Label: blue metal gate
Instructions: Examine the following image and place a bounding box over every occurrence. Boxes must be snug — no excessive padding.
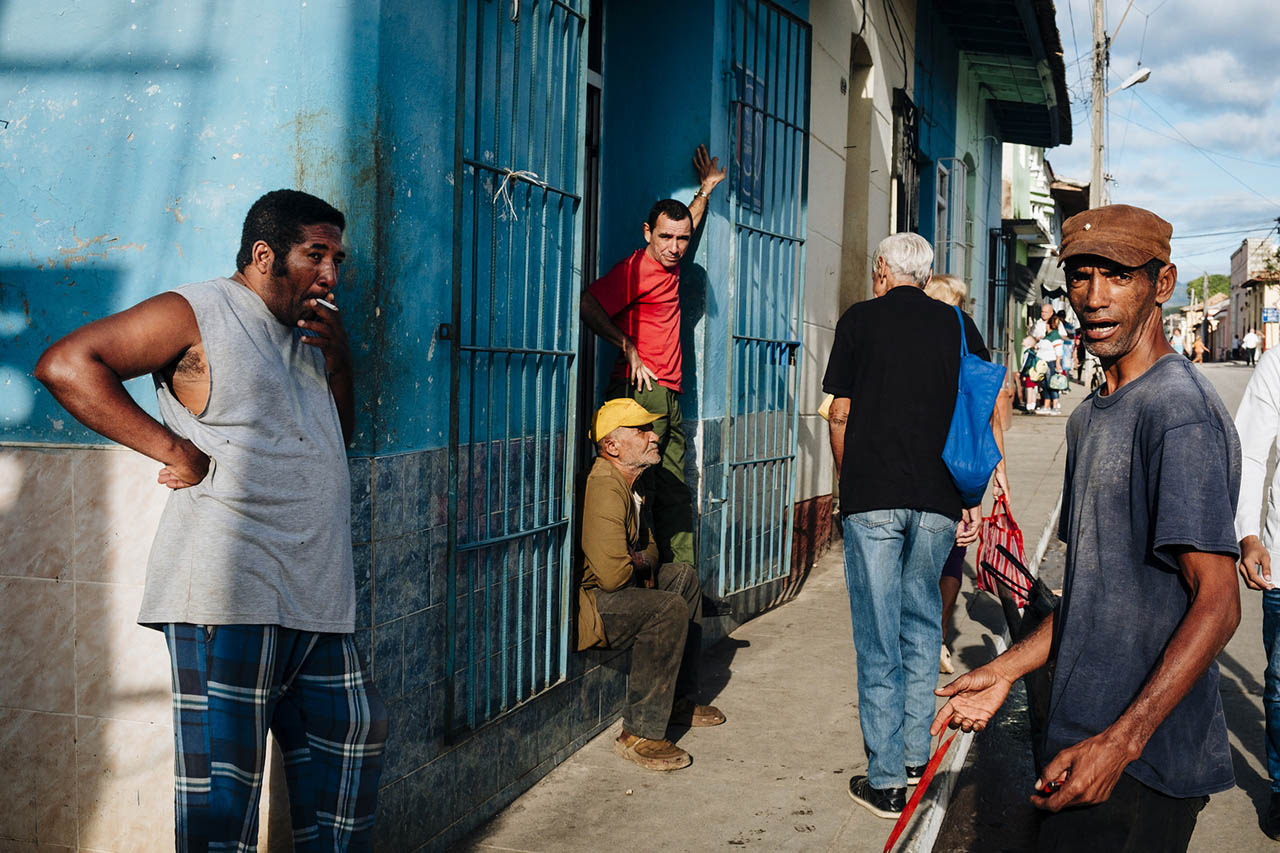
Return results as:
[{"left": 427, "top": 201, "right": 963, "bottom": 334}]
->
[
  {"left": 720, "top": 0, "right": 811, "bottom": 596},
  {"left": 448, "top": 0, "right": 587, "bottom": 730}
]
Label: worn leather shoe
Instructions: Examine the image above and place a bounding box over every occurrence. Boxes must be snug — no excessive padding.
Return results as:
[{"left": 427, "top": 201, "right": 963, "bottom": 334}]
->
[
  {"left": 907, "top": 764, "right": 927, "bottom": 786},
  {"left": 669, "top": 696, "right": 726, "bottom": 727},
  {"left": 613, "top": 731, "right": 691, "bottom": 771},
  {"left": 848, "top": 775, "right": 906, "bottom": 819}
]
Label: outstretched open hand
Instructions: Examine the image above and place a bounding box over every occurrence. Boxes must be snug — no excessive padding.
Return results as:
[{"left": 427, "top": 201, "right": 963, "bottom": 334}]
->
[
  {"left": 693, "top": 144, "right": 725, "bottom": 189},
  {"left": 931, "top": 665, "right": 1013, "bottom": 736}
]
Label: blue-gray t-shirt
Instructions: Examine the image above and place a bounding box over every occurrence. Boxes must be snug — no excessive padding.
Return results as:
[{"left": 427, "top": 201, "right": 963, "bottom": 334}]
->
[{"left": 1049, "top": 353, "right": 1241, "bottom": 798}]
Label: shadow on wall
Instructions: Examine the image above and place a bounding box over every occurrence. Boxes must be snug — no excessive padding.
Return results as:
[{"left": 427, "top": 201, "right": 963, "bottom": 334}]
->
[
  {"left": 0, "top": 0, "right": 223, "bottom": 838},
  {"left": 0, "top": 267, "right": 149, "bottom": 442}
]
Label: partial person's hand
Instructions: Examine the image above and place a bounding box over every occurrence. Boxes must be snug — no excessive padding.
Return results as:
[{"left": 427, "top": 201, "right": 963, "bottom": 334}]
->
[
  {"left": 298, "top": 294, "right": 353, "bottom": 377},
  {"left": 157, "top": 438, "right": 210, "bottom": 490},
  {"left": 693, "top": 144, "right": 726, "bottom": 191},
  {"left": 992, "top": 465, "right": 1010, "bottom": 500},
  {"left": 931, "top": 664, "right": 1014, "bottom": 735},
  {"left": 622, "top": 338, "right": 657, "bottom": 392},
  {"left": 956, "top": 506, "right": 981, "bottom": 547},
  {"left": 1031, "top": 728, "right": 1135, "bottom": 812},
  {"left": 1239, "top": 534, "right": 1273, "bottom": 591}
]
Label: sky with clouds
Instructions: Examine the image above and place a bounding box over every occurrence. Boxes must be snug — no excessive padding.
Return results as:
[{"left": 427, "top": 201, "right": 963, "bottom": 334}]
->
[{"left": 1048, "top": 0, "right": 1280, "bottom": 279}]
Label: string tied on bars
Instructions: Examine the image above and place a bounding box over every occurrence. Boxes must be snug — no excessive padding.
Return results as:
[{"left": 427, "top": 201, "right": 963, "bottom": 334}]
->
[{"left": 492, "top": 168, "right": 547, "bottom": 221}]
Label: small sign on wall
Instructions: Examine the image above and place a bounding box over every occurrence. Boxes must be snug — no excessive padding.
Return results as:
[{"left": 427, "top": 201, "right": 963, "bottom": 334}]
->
[
  {"left": 1264, "top": 307, "right": 1279, "bottom": 324},
  {"left": 734, "top": 64, "right": 766, "bottom": 214}
]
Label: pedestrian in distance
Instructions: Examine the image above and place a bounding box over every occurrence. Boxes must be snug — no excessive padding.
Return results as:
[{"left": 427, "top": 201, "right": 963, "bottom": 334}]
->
[
  {"left": 823, "top": 234, "right": 992, "bottom": 819},
  {"left": 1233, "top": 345, "right": 1280, "bottom": 840},
  {"left": 1023, "top": 303, "right": 1054, "bottom": 413},
  {"left": 1194, "top": 330, "right": 1209, "bottom": 364},
  {"left": 932, "top": 204, "right": 1242, "bottom": 853},
  {"left": 576, "top": 398, "right": 726, "bottom": 772},
  {"left": 1036, "top": 313, "right": 1065, "bottom": 414},
  {"left": 1245, "top": 328, "right": 1261, "bottom": 367},
  {"left": 579, "top": 145, "right": 725, "bottom": 572},
  {"left": 35, "top": 190, "right": 388, "bottom": 849},
  {"left": 924, "top": 273, "right": 1011, "bottom": 675}
]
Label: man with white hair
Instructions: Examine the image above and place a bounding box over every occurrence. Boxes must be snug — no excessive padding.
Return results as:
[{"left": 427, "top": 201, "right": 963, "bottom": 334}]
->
[{"left": 822, "top": 233, "right": 990, "bottom": 818}]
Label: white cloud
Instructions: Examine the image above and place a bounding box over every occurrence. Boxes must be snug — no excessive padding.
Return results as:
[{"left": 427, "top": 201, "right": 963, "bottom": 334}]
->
[
  {"left": 1145, "top": 49, "right": 1279, "bottom": 111},
  {"left": 1174, "top": 108, "right": 1280, "bottom": 159}
]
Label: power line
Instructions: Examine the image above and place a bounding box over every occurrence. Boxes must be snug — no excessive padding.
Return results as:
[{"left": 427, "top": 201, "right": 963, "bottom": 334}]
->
[
  {"left": 1107, "top": 111, "right": 1280, "bottom": 169},
  {"left": 1172, "top": 222, "right": 1277, "bottom": 240},
  {"left": 1065, "top": 0, "right": 1089, "bottom": 99},
  {"left": 1175, "top": 226, "right": 1278, "bottom": 260},
  {"left": 1133, "top": 90, "right": 1280, "bottom": 207}
]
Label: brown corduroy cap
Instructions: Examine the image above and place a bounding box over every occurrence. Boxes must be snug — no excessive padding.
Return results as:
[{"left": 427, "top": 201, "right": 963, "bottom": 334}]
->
[{"left": 1057, "top": 204, "right": 1172, "bottom": 267}]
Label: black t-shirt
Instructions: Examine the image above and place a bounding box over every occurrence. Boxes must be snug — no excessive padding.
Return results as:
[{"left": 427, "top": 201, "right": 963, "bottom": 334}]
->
[{"left": 822, "top": 285, "right": 989, "bottom": 520}]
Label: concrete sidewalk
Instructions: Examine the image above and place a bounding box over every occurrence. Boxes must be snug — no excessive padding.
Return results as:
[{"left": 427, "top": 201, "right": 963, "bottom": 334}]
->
[
  {"left": 464, "top": 368, "right": 1272, "bottom": 851},
  {"left": 462, "top": 381, "right": 1086, "bottom": 852}
]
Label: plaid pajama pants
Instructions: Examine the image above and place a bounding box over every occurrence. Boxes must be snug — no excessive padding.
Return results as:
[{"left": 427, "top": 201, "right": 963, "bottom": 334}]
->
[{"left": 163, "top": 624, "right": 389, "bottom": 852}]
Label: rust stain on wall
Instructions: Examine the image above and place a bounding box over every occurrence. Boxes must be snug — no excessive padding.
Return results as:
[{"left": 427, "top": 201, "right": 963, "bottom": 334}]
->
[{"left": 51, "top": 231, "right": 146, "bottom": 269}]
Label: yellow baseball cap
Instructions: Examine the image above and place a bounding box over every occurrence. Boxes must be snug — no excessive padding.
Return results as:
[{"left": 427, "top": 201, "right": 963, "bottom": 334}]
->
[{"left": 589, "top": 398, "right": 664, "bottom": 442}]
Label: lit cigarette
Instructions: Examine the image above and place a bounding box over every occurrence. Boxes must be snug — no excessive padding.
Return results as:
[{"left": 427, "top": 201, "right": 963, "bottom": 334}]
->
[{"left": 315, "top": 298, "right": 338, "bottom": 312}]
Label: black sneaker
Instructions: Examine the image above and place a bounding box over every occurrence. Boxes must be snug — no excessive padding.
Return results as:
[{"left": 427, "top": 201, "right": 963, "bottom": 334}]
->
[
  {"left": 906, "top": 764, "right": 927, "bottom": 786},
  {"left": 848, "top": 775, "right": 906, "bottom": 819},
  {"left": 1263, "top": 792, "right": 1280, "bottom": 840}
]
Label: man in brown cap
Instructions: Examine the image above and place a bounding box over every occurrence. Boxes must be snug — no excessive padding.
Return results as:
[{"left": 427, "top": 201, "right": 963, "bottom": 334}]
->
[
  {"left": 933, "top": 205, "right": 1242, "bottom": 850},
  {"left": 577, "top": 399, "right": 725, "bottom": 772}
]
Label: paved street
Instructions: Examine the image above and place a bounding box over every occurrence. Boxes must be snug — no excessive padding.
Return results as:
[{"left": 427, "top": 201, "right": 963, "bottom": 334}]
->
[{"left": 464, "top": 360, "right": 1279, "bottom": 853}]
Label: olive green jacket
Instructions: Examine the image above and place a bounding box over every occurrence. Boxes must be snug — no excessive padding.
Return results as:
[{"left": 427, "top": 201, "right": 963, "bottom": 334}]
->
[{"left": 577, "top": 456, "right": 660, "bottom": 651}]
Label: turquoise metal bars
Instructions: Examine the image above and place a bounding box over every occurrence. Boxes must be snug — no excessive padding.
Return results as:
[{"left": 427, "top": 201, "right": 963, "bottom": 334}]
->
[
  {"left": 720, "top": 0, "right": 811, "bottom": 597},
  {"left": 448, "top": 0, "right": 587, "bottom": 731}
]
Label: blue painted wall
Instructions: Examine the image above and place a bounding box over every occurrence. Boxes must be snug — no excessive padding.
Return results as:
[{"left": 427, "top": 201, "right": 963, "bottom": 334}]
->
[
  {"left": 372, "top": 0, "right": 459, "bottom": 454},
  {"left": 1, "top": 0, "right": 383, "bottom": 451},
  {"left": 912, "top": 0, "right": 959, "bottom": 244},
  {"left": 595, "top": 0, "right": 726, "bottom": 423}
]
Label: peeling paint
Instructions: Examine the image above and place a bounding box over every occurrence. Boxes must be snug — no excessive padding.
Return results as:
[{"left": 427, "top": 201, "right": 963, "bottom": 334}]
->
[
  {"left": 164, "top": 198, "right": 187, "bottom": 223},
  {"left": 51, "top": 232, "right": 146, "bottom": 268}
]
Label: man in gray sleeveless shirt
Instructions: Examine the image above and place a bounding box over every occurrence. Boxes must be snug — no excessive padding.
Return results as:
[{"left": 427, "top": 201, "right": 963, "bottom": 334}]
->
[
  {"left": 931, "top": 205, "right": 1241, "bottom": 852},
  {"left": 36, "top": 190, "right": 387, "bottom": 849}
]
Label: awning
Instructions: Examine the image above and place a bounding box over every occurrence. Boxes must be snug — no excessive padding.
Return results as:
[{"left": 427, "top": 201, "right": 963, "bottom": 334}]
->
[{"left": 933, "top": 0, "right": 1072, "bottom": 147}]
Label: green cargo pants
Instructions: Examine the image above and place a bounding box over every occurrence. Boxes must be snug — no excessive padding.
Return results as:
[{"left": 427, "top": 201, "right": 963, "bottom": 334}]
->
[{"left": 605, "top": 379, "right": 695, "bottom": 566}]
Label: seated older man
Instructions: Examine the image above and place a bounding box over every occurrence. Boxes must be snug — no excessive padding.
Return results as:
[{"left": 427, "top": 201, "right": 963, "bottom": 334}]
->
[{"left": 577, "top": 398, "right": 725, "bottom": 771}]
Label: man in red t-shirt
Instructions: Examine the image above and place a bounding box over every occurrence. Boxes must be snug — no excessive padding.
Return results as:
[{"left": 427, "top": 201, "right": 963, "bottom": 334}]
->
[{"left": 580, "top": 145, "right": 725, "bottom": 567}]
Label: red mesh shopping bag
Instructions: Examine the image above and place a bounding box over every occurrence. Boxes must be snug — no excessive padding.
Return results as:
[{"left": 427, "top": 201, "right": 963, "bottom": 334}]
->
[{"left": 976, "top": 495, "right": 1032, "bottom": 608}]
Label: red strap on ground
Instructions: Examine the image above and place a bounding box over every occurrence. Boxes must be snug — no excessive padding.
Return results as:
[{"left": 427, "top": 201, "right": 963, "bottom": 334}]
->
[{"left": 883, "top": 731, "right": 957, "bottom": 853}]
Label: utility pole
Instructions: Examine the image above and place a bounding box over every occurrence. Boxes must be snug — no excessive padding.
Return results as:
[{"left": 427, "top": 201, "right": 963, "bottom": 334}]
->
[
  {"left": 1090, "top": 0, "right": 1106, "bottom": 208},
  {"left": 1202, "top": 272, "right": 1210, "bottom": 350}
]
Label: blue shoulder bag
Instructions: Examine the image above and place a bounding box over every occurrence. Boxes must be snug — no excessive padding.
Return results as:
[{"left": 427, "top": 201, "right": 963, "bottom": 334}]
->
[{"left": 941, "top": 305, "right": 1005, "bottom": 507}]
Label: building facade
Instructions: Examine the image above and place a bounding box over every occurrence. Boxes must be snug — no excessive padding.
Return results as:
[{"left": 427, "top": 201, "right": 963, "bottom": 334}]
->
[
  {"left": 1230, "top": 237, "right": 1279, "bottom": 351},
  {"left": 0, "top": 1, "right": 1068, "bottom": 848}
]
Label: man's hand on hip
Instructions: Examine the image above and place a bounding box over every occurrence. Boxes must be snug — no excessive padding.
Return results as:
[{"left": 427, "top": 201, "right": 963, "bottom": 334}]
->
[
  {"left": 622, "top": 338, "right": 657, "bottom": 392},
  {"left": 157, "top": 438, "right": 210, "bottom": 490},
  {"left": 1239, "top": 534, "right": 1273, "bottom": 590}
]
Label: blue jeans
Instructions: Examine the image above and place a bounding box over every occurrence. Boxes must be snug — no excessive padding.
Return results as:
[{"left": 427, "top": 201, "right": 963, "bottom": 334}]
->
[
  {"left": 1264, "top": 589, "right": 1280, "bottom": 792},
  {"left": 842, "top": 509, "right": 957, "bottom": 789}
]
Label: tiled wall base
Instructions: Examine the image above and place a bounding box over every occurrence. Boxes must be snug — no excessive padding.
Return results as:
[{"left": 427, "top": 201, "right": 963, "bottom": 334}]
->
[
  {"left": 0, "top": 445, "right": 181, "bottom": 849},
  {"left": 2, "top": 437, "right": 824, "bottom": 851}
]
